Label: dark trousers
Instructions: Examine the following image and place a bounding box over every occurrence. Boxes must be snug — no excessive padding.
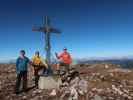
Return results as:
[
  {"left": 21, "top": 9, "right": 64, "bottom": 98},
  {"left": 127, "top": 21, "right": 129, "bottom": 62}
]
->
[
  {"left": 15, "top": 71, "right": 27, "bottom": 93},
  {"left": 34, "top": 66, "right": 40, "bottom": 87},
  {"left": 33, "top": 65, "right": 46, "bottom": 87},
  {"left": 60, "top": 62, "right": 70, "bottom": 72}
]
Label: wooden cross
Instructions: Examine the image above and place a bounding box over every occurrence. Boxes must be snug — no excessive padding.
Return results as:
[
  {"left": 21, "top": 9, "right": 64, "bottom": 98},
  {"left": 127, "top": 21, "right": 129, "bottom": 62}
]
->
[{"left": 32, "top": 16, "right": 61, "bottom": 65}]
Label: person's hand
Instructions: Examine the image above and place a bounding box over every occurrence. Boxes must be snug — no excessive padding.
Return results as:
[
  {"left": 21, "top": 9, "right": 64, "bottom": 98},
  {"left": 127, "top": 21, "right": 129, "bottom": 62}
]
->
[
  {"left": 55, "top": 52, "right": 58, "bottom": 56},
  {"left": 55, "top": 52, "right": 57, "bottom": 55},
  {"left": 29, "top": 61, "right": 33, "bottom": 66}
]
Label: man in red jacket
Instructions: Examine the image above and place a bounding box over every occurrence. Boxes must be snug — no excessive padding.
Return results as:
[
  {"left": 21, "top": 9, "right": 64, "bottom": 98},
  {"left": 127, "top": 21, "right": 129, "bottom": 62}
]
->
[{"left": 55, "top": 48, "right": 72, "bottom": 73}]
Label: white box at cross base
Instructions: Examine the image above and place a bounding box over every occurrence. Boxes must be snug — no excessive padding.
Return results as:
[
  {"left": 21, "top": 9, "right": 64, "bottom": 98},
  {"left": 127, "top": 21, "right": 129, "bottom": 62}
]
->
[{"left": 38, "top": 76, "right": 62, "bottom": 89}]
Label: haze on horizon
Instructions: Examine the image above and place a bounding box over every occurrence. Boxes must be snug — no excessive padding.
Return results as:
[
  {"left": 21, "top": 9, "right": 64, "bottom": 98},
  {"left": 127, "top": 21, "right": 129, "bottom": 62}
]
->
[{"left": 0, "top": 0, "right": 133, "bottom": 61}]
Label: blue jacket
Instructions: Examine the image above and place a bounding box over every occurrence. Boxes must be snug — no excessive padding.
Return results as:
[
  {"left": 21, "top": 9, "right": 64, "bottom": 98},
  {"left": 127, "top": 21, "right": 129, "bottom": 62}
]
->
[{"left": 16, "top": 57, "right": 30, "bottom": 74}]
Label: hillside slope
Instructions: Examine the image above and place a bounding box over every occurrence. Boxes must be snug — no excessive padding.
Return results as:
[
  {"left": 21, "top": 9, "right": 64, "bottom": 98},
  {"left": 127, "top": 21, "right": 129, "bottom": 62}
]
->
[{"left": 0, "top": 64, "right": 133, "bottom": 100}]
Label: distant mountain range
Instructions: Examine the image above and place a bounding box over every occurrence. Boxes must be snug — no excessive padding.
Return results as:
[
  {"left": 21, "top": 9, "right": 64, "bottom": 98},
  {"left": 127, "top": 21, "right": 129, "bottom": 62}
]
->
[
  {"left": 76, "top": 57, "right": 133, "bottom": 69},
  {"left": 0, "top": 59, "right": 16, "bottom": 64},
  {"left": 0, "top": 56, "right": 133, "bottom": 68}
]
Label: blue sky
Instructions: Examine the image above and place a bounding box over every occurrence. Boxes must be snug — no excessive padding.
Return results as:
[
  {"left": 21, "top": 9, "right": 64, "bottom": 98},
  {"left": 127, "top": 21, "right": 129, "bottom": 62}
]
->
[{"left": 0, "top": 0, "right": 133, "bottom": 61}]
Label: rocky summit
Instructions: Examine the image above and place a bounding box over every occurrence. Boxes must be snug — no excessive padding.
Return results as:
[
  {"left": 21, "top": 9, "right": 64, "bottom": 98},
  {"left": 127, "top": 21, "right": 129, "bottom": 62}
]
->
[{"left": 0, "top": 63, "right": 133, "bottom": 100}]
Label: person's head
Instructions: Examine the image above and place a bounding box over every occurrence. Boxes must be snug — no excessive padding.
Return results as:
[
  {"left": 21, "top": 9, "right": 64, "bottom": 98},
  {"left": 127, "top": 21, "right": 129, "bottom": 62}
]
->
[
  {"left": 35, "top": 51, "right": 40, "bottom": 57},
  {"left": 20, "top": 50, "right": 25, "bottom": 58},
  {"left": 63, "top": 47, "right": 67, "bottom": 52}
]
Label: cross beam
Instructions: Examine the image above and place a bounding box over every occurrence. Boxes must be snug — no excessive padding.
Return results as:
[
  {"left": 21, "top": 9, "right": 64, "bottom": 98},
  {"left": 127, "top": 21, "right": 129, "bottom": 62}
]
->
[{"left": 32, "top": 16, "right": 61, "bottom": 65}]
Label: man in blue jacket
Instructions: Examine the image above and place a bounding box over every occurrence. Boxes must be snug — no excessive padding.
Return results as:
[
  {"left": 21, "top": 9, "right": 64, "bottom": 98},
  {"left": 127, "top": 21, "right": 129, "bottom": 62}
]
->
[{"left": 15, "top": 50, "right": 31, "bottom": 94}]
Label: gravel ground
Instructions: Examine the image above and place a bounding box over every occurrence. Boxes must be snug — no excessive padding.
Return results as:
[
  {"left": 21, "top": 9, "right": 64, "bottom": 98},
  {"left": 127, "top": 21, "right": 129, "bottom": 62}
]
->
[{"left": 0, "top": 64, "right": 133, "bottom": 100}]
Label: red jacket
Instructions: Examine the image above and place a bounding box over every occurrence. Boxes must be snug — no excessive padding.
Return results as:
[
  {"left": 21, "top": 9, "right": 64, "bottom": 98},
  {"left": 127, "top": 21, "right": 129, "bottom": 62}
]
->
[{"left": 58, "top": 52, "right": 72, "bottom": 64}]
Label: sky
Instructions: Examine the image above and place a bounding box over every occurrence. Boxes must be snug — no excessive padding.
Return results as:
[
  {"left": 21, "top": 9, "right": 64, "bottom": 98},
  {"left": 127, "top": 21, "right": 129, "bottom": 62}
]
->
[{"left": 0, "top": 0, "right": 133, "bottom": 61}]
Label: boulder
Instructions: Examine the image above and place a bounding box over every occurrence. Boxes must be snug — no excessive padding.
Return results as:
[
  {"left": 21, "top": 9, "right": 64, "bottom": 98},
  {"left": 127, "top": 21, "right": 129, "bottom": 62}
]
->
[{"left": 38, "top": 76, "right": 62, "bottom": 89}]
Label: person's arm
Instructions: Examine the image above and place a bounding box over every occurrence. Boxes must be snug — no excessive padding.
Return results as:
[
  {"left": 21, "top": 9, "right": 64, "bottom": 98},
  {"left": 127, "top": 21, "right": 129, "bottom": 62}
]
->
[
  {"left": 68, "top": 53, "right": 72, "bottom": 63},
  {"left": 58, "top": 53, "right": 63, "bottom": 59},
  {"left": 16, "top": 58, "right": 20, "bottom": 74},
  {"left": 27, "top": 57, "right": 34, "bottom": 69},
  {"left": 41, "top": 58, "right": 48, "bottom": 68},
  {"left": 26, "top": 57, "right": 34, "bottom": 75},
  {"left": 55, "top": 52, "right": 63, "bottom": 59},
  {"left": 68, "top": 53, "right": 72, "bottom": 59},
  {"left": 55, "top": 52, "right": 59, "bottom": 59},
  {"left": 31, "top": 56, "right": 35, "bottom": 64},
  {"left": 26, "top": 57, "right": 33, "bottom": 65},
  {"left": 43, "top": 60, "right": 48, "bottom": 68}
]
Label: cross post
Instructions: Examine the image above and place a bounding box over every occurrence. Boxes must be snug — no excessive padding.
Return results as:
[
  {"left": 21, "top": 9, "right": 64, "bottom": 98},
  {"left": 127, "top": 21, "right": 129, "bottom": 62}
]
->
[{"left": 32, "top": 16, "right": 61, "bottom": 65}]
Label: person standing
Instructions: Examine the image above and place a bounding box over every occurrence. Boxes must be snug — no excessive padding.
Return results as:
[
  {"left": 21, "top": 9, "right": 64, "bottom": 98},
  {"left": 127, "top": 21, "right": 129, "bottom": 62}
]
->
[
  {"left": 55, "top": 48, "right": 72, "bottom": 73},
  {"left": 32, "top": 51, "right": 47, "bottom": 87},
  {"left": 15, "top": 50, "right": 31, "bottom": 94}
]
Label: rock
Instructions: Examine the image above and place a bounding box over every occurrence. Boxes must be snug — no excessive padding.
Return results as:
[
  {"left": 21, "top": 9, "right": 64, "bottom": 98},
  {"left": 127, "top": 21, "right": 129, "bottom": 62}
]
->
[
  {"left": 96, "top": 89, "right": 103, "bottom": 93},
  {"left": 123, "top": 89, "right": 129, "bottom": 94},
  {"left": 60, "top": 88, "right": 70, "bottom": 99},
  {"left": 49, "top": 89, "right": 56, "bottom": 96},
  {"left": 92, "top": 88, "right": 97, "bottom": 92},
  {"left": 112, "top": 85, "right": 123, "bottom": 95},
  {"left": 38, "top": 76, "right": 62, "bottom": 89},
  {"left": 108, "top": 97, "right": 114, "bottom": 100},
  {"left": 105, "top": 64, "right": 109, "bottom": 69},
  {"left": 108, "top": 68, "right": 132, "bottom": 73},
  {"left": 109, "top": 73, "right": 114, "bottom": 77},
  {"left": 33, "top": 89, "right": 42, "bottom": 95},
  {"left": 94, "top": 95, "right": 103, "bottom": 100},
  {"left": 0, "top": 81, "right": 2, "bottom": 90},
  {"left": 22, "top": 96, "right": 27, "bottom": 99},
  {"left": 70, "top": 77, "right": 79, "bottom": 87},
  {"left": 70, "top": 87, "right": 78, "bottom": 100},
  {"left": 78, "top": 89, "right": 84, "bottom": 95},
  {"left": 78, "top": 79, "right": 88, "bottom": 93}
]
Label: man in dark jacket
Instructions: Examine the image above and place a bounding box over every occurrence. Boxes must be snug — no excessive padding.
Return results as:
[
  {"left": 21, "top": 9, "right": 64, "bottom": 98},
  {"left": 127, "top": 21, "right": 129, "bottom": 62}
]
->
[{"left": 15, "top": 50, "right": 31, "bottom": 94}]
